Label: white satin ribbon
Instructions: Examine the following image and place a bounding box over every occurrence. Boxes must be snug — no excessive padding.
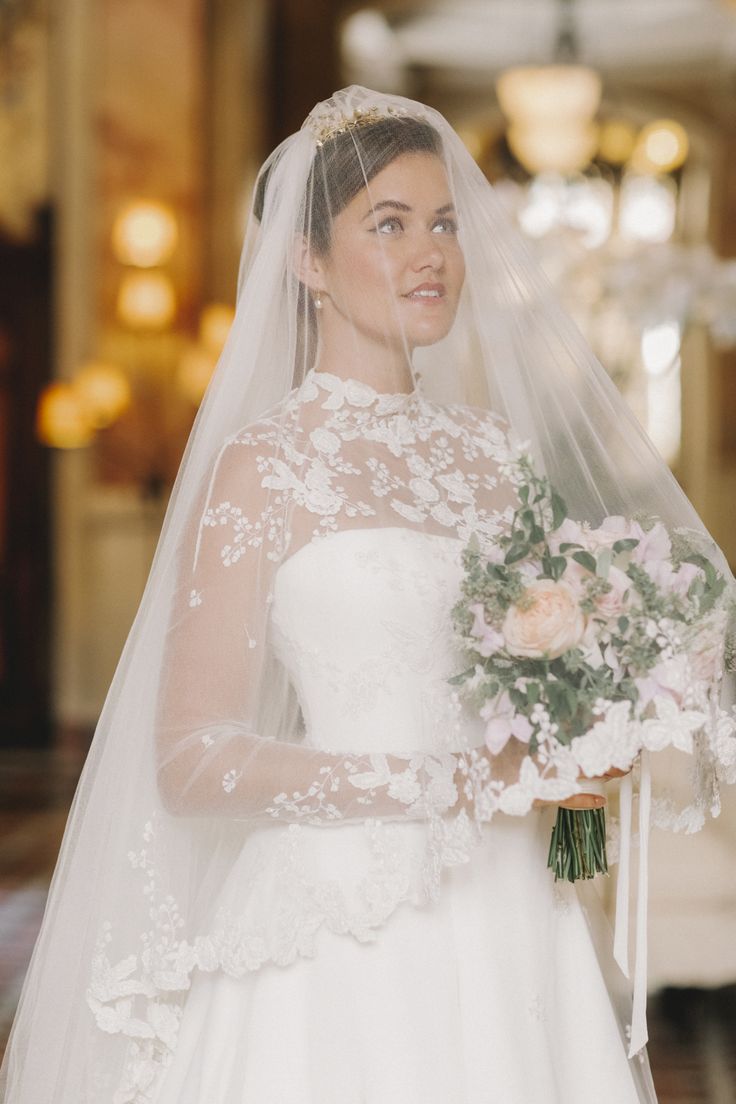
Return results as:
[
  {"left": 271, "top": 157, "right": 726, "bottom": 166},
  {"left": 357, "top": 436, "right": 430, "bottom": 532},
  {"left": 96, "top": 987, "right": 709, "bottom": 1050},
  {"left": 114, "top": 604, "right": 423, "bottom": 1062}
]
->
[{"left": 612, "top": 750, "right": 651, "bottom": 1059}]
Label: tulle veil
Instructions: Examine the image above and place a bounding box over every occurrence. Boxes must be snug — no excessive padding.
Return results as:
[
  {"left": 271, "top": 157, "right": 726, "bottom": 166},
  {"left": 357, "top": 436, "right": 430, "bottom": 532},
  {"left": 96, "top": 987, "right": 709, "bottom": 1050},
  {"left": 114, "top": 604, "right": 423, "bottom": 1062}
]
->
[{"left": 1, "top": 84, "right": 734, "bottom": 1103}]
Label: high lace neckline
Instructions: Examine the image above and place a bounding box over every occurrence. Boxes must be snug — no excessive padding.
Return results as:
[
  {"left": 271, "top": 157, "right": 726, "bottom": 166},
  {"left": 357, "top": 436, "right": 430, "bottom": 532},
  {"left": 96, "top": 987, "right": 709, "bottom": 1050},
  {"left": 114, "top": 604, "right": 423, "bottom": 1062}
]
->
[{"left": 297, "top": 368, "right": 421, "bottom": 414}]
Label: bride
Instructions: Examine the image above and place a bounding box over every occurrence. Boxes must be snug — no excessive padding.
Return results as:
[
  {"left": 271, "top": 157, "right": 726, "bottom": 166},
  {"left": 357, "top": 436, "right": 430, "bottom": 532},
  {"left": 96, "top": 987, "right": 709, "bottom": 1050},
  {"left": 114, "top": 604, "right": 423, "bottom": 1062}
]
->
[{"left": 1, "top": 85, "right": 733, "bottom": 1104}]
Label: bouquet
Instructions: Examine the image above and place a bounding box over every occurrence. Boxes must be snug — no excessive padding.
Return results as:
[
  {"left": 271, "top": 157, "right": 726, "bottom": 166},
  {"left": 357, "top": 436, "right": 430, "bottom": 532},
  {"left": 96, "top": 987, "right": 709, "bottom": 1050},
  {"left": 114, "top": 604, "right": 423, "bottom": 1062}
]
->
[{"left": 449, "top": 451, "right": 735, "bottom": 883}]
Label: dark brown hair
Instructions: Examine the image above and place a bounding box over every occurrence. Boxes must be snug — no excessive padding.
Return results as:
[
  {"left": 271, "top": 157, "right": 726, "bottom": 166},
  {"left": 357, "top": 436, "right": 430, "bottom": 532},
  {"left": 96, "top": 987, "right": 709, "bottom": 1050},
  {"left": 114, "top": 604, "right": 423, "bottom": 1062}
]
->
[{"left": 254, "top": 115, "right": 443, "bottom": 254}]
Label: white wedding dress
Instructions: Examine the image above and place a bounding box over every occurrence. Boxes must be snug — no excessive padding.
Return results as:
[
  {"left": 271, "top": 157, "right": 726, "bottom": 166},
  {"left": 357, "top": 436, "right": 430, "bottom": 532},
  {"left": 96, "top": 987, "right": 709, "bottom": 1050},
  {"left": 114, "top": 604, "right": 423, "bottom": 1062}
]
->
[
  {"left": 89, "top": 368, "right": 657, "bottom": 1104},
  {"left": 149, "top": 521, "right": 657, "bottom": 1102}
]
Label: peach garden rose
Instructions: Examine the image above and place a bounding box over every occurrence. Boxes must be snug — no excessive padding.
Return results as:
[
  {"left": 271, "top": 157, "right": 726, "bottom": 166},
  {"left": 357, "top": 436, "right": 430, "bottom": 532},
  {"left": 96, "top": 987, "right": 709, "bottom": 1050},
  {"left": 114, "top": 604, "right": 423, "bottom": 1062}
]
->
[{"left": 502, "top": 579, "right": 586, "bottom": 659}]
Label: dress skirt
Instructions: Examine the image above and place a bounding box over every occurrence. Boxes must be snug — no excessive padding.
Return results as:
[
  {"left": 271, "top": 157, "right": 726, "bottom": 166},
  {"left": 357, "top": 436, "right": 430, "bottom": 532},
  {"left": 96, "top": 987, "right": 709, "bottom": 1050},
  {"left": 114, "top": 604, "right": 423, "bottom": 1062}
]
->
[{"left": 149, "top": 806, "right": 657, "bottom": 1104}]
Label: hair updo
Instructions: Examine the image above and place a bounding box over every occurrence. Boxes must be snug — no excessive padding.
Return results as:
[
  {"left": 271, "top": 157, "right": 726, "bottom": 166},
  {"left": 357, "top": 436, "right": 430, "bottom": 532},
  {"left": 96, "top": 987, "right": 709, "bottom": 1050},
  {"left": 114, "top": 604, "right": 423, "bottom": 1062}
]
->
[{"left": 254, "top": 114, "right": 443, "bottom": 254}]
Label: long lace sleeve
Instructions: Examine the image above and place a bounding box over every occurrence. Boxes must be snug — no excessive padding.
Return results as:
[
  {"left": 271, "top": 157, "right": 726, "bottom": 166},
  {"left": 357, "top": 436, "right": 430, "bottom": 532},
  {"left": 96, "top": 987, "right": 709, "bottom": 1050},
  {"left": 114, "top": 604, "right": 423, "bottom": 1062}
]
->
[{"left": 154, "top": 433, "right": 468, "bottom": 823}]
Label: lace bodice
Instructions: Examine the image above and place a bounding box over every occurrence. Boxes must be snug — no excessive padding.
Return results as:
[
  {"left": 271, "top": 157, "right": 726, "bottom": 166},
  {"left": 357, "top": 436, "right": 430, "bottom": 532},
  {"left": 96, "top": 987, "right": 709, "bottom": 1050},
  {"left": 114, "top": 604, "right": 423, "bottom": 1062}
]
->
[
  {"left": 269, "top": 527, "right": 478, "bottom": 757},
  {"left": 154, "top": 367, "right": 520, "bottom": 824},
  {"left": 84, "top": 370, "right": 534, "bottom": 1102}
]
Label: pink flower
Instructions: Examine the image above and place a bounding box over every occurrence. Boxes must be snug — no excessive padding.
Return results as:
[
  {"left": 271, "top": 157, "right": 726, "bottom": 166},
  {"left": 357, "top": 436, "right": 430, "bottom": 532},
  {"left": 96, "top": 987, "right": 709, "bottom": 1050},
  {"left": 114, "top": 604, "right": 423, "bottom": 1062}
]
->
[
  {"left": 585, "top": 515, "right": 638, "bottom": 551},
  {"left": 560, "top": 558, "right": 589, "bottom": 598},
  {"left": 481, "top": 692, "right": 533, "bottom": 754},
  {"left": 502, "top": 579, "right": 586, "bottom": 659},
  {"left": 468, "top": 603, "right": 504, "bottom": 657},
  {"left": 550, "top": 518, "right": 587, "bottom": 550},
  {"left": 643, "top": 559, "right": 701, "bottom": 597},
  {"left": 630, "top": 521, "right": 671, "bottom": 566},
  {"left": 593, "top": 565, "right": 631, "bottom": 620},
  {"left": 689, "top": 620, "right": 726, "bottom": 684},
  {"left": 635, "top": 654, "right": 690, "bottom": 707}
]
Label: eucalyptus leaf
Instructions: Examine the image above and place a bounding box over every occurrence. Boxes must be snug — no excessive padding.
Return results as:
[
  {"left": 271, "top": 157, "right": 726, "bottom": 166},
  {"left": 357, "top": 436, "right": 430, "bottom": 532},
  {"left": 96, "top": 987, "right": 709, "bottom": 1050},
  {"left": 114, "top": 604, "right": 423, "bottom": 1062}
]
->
[
  {"left": 612, "top": 538, "right": 639, "bottom": 554},
  {"left": 551, "top": 492, "right": 568, "bottom": 530},
  {"left": 572, "top": 550, "right": 597, "bottom": 574},
  {"left": 596, "top": 547, "right": 612, "bottom": 579},
  {"left": 550, "top": 556, "right": 567, "bottom": 579},
  {"left": 505, "top": 545, "right": 528, "bottom": 565}
]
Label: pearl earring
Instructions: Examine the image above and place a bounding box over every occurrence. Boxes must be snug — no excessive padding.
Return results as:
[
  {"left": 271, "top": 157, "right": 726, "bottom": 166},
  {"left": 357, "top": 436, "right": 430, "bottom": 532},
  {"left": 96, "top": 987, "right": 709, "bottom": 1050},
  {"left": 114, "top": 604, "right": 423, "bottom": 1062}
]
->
[{"left": 314, "top": 291, "right": 323, "bottom": 310}]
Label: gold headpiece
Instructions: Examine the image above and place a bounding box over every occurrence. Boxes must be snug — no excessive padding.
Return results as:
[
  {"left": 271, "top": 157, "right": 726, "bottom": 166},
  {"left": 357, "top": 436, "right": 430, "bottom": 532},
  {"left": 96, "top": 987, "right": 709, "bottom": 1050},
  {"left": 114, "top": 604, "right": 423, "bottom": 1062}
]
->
[{"left": 305, "top": 103, "right": 417, "bottom": 148}]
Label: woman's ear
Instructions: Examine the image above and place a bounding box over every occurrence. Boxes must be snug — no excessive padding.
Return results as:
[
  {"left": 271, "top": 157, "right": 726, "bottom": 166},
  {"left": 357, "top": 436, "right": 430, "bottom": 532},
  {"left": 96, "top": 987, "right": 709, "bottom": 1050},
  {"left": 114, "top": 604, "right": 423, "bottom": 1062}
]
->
[{"left": 292, "top": 235, "right": 326, "bottom": 294}]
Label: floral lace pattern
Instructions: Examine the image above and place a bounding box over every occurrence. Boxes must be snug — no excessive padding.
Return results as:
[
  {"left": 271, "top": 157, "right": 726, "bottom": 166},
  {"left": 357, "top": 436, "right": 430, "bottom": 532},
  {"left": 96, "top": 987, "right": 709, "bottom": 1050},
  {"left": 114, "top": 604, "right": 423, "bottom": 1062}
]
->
[{"left": 85, "top": 368, "right": 733, "bottom": 1100}]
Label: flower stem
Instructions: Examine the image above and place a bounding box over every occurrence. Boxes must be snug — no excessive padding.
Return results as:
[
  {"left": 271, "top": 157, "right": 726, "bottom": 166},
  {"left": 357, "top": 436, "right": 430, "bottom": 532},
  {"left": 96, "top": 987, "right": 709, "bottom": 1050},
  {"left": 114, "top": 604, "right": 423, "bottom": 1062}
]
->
[{"left": 547, "top": 807, "right": 608, "bottom": 882}]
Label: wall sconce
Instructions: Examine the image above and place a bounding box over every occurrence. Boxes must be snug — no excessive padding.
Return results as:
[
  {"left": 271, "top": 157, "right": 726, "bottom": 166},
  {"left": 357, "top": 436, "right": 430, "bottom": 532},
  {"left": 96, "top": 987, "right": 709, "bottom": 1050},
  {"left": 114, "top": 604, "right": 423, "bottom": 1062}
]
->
[
  {"left": 116, "top": 270, "right": 177, "bottom": 330},
  {"left": 111, "top": 200, "right": 178, "bottom": 267},
  {"left": 597, "top": 119, "right": 637, "bottom": 166},
  {"left": 175, "top": 302, "right": 235, "bottom": 404},
  {"left": 36, "top": 382, "right": 95, "bottom": 449},
  {"left": 36, "top": 196, "right": 235, "bottom": 498},
  {"left": 72, "top": 360, "right": 132, "bottom": 428},
  {"left": 175, "top": 343, "right": 217, "bottom": 405},
  {"left": 199, "top": 302, "right": 235, "bottom": 355},
  {"left": 630, "top": 119, "right": 689, "bottom": 174}
]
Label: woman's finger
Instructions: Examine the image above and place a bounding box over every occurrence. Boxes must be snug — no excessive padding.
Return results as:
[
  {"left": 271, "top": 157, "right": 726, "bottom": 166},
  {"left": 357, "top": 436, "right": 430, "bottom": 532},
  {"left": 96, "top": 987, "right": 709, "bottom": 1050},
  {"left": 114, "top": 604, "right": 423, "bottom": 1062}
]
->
[
  {"left": 533, "top": 793, "right": 607, "bottom": 811},
  {"left": 599, "top": 766, "right": 631, "bottom": 779},
  {"left": 579, "top": 766, "right": 632, "bottom": 783},
  {"left": 559, "top": 793, "right": 607, "bottom": 810}
]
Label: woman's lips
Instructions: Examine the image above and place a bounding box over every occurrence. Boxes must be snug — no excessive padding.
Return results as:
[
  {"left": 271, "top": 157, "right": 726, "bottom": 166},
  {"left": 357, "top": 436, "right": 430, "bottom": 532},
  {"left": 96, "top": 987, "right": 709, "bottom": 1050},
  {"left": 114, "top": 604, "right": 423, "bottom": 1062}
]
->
[{"left": 403, "top": 282, "right": 446, "bottom": 302}]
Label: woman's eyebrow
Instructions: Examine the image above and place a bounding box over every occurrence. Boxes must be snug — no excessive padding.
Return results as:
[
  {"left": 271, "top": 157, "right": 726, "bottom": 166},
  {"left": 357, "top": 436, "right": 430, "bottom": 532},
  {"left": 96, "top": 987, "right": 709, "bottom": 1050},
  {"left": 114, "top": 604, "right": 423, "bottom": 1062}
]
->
[
  {"left": 362, "top": 200, "right": 411, "bottom": 221},
  {"left": 361, "top": 200, "right": 456, "bottom": 221}
]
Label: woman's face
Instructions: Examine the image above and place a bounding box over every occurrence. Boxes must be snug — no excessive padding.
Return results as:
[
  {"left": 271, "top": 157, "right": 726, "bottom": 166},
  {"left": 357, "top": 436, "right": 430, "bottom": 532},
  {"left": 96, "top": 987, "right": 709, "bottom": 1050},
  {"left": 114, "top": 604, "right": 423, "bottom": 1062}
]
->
[{"left": 313, "top": 151, "right": 465, "bottom": 352}]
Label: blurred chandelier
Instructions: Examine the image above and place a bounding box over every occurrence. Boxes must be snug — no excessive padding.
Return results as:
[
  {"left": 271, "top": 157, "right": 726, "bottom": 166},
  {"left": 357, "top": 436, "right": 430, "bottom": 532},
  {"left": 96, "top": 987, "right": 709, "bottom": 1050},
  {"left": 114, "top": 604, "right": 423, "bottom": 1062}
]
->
[
  {"left": 496, "top": 0, "right": 601, "bottom": 174},
  {"left": 490, "top": 0, "right": 736, "bottom": 468}
]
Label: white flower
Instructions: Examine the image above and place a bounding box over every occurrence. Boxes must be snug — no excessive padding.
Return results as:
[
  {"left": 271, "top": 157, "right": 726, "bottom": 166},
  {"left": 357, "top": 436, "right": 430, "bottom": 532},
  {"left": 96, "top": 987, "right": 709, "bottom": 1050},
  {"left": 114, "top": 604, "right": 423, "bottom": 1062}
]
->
[
  {"left": 309, "top": 427, "right": 340, "bottom": 454},
  {"left": 147, "top": 1002, "right": 181, "bottom": 1050},
  {"left": 497, "top": 753, "right": 579, "bottom": 816},
  {"left": 222, "top": 769, "right": 243, "bottom": 794},
  {"left": 436, "top": 470, "right": 475, "bottom": 504},
  {"left": 346, "top": 754, "right": 392, "bottom": 791},
  {"left": 387, "top": 769, "right": 422, "bottom": 805},
  {"left": 409, "top": 476, "right": 440, "bottom": 503},
  {"left": 640, "top": 696, "right": 706, "bottom": 754},
  {"left": 710, "top": 710, "right": 736, "bottom": 783},
  {"left": 345, "top": 379, "right": 379, "bottom": 406},
  {"left": 571, "top": 701, "right": 638, "bottom": 777},
  {"left": 390, "top": 498, "right": 427, "bottom": 523},
  {"left": 430, "top": 501, "right": 459, "bottom": 527}
]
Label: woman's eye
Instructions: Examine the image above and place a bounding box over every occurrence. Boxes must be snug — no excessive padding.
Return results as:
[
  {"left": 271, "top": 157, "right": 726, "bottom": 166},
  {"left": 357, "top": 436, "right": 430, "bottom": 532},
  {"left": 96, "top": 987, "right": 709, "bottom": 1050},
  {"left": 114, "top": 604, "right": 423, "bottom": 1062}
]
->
[
  {"left": 432, "top": 218, "right": 458, "bottom": 234},
  {"left": 375, "top": 216, "right": 403, "bottom": 234}
]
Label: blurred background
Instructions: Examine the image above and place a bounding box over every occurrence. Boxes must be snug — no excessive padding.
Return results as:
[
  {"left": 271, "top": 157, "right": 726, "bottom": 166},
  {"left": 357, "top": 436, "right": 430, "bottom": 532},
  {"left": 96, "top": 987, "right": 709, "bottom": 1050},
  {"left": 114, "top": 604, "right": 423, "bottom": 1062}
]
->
[{"left": 1, "top": 0, "right": 735, "bottom": 1098}]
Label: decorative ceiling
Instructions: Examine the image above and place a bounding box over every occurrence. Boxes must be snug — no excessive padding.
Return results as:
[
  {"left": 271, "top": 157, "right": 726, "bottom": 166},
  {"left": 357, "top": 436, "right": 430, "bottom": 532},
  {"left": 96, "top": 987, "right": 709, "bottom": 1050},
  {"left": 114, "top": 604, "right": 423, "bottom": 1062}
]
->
[{"left": 343, "top": 1, "right": 736, "bottom": 88}]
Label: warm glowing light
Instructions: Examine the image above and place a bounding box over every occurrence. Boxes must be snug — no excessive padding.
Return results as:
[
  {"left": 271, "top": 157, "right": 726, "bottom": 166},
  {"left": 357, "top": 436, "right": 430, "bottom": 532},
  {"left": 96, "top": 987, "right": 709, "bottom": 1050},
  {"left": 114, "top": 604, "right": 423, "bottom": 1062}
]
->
[
  {"left": 597, "top": 119, "right": 637, "bottom": 165},
  {"left": 36, "top": 382, "right": 95, "bottom": 448},
  {"left": 456, "top": 127, "right": 484, "bottom": 162},
  {"left": 72, "top": 361, "right": 131, "bottom": 428},
  {"left": 641, "top": 325, "right": 682, "bottom": 463},
  {"left": 176, "top": 343, "right": 217, "bottom": 404},
  {"left": 496, "top": 65, "right": 602, "bottom": 174},
  {"left": 641, "top": 320, "right": 681, "bottom": 376},
  {"left": 631, "top": 120, "right": 689, "bottom": 174},
  {"left": 116, "top": 271, "right": 177, "bottom": 329},
  {"left": 518, "top": 173, "right": 612, "bottom": 248},
  {"left": 619, "top": 174, "right": 677, "bottom": 243},
  {"left": 112, "top": 200, "right": 178, "bottom": 266},
  {"left": 199, "top": 303, "right": 235, "bottom": 356}
]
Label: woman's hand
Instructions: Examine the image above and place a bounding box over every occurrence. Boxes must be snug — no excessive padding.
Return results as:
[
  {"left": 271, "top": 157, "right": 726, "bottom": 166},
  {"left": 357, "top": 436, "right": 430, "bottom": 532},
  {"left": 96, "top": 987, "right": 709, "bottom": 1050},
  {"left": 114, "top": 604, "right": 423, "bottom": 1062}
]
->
[{"left": 533, "top": 766, "right": 632, "bottom": 811}]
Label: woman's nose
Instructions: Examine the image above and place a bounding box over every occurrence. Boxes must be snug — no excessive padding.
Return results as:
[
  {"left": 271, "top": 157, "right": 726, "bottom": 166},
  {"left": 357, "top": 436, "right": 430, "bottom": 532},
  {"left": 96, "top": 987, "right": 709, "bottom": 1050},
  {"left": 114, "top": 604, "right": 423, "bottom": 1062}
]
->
[{"left": 409, "top": 232, "right": 445, "bottom": 272}]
